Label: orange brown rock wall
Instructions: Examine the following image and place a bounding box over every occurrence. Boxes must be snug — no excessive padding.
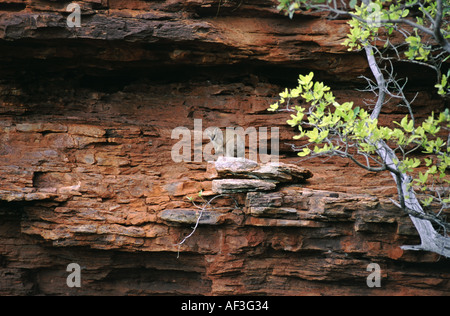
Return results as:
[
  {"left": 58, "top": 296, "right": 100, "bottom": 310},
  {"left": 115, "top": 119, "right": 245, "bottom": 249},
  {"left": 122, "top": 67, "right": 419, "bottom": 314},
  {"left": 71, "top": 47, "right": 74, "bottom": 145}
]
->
[{"left": 0, "top": 0, "right": 449, "bottom": 295}]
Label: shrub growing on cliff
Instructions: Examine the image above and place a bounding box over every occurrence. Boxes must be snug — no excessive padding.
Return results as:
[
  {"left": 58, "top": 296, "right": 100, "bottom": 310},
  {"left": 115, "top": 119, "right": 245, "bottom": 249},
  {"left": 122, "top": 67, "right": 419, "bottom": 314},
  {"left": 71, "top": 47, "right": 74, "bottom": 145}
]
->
[{"left": 270, "top": 0, "right": 450, "bottom": 258}]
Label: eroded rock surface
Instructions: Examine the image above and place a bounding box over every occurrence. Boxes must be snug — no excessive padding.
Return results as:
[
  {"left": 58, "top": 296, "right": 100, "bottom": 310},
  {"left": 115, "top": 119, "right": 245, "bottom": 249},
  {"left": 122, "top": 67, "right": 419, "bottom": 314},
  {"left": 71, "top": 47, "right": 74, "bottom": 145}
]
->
[{"left": 0, "top": 0, "right": 449, "bottom": 296}]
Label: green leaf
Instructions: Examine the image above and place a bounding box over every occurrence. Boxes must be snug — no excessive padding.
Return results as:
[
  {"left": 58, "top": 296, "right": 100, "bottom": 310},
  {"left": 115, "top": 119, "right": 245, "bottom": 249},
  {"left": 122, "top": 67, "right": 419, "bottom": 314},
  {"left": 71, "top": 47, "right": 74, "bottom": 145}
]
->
[
  {"left": 418, "top": 171, "right": 428, "bottom": 184},
  {"left": 291, "top": 87, "right": 301, "bottom": 98},
  {"left": 400, "top": 115, "right": 408, "bottom": 128},
  {"left": 279, "top": 88, "right": 290, "bottom": 99},
  {"left": 319, "top": 129, "right": 329, "bottom": 142},
  {"left": 306, "top": 129, "right": 319, "bottom": 143},
  {"left": 422, "top": 197, "right": 433, "bottom": 207},
  {"left": 298, "top": 147, "right": 311, "bottom": 157},
  {"left": 299, "top": 72, "right": 314, "bottom": 86},
  {"left": 268, "top": 102, "right": 279, "bottom": 112},
  {"left": 429, "top": 165, "right": 438, "bottom": 174}
]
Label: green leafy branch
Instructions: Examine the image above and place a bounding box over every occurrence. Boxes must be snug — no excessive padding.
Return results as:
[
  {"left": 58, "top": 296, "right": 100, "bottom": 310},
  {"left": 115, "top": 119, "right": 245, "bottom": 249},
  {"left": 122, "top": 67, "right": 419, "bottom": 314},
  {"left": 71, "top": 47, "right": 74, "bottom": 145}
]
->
[
  {"left": 277, "top": 0, "right": 450, "bottom": 97},
  {"left": 273, "top": 0, "right": 450, "bottom": 256},
  {"left": 269, "top": 72, "right": 450, "bottom": 225}
]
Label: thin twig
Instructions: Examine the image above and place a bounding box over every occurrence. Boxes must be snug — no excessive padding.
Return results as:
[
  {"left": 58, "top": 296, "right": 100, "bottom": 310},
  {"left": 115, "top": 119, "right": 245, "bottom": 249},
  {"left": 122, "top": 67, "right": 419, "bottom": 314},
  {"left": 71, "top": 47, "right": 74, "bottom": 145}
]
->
[{"left": 177, "top": 194, "right": 240, "bottom": 258}]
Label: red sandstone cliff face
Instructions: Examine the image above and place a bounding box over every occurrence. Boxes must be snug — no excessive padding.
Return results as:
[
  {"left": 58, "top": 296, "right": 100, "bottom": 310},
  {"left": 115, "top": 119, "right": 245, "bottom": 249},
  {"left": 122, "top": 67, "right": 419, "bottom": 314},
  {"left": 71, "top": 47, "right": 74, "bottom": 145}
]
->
[{"left": 0, "top": 0, "right": 449, "bottom": 295}]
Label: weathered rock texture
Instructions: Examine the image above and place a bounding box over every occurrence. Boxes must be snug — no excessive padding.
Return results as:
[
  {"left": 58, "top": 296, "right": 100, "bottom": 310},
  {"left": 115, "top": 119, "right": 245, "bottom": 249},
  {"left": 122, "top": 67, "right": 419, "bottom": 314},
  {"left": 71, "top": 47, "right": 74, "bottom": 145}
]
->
[{"left": 0, "top": 0, "right": 449, "bottom": 295}]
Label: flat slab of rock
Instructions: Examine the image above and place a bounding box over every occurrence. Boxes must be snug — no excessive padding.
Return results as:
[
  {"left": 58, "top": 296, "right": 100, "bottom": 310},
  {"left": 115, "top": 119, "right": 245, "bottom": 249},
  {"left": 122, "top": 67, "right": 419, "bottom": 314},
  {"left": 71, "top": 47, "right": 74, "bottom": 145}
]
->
[
  {"left": 212, "top": 179, "right": 276, "bottom": 193},
  {"left": 244, "top": 217, "right": 326, "bottom": 228},
  {"left": 252, "top": 162, "right": 313, "bottom": 183},
  {"left": 214, "top": 157, "right": 259, "bottom": 173},
  {"left": 248, "top": 206, "right": 298, "bottom": 218},
  {"left": 160, "top": 209, "right": 221, "bottom": 225},
  {"left": 212, "top": 157, "right": 312, "bottom": 183}
]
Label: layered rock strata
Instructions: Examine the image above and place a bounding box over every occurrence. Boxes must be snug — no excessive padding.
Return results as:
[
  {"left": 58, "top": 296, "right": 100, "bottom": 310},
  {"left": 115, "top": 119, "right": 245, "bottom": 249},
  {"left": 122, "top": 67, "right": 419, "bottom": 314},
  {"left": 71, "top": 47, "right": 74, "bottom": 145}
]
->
[{"left": 0, "top": 0, "right": 449, "bottom": 296}]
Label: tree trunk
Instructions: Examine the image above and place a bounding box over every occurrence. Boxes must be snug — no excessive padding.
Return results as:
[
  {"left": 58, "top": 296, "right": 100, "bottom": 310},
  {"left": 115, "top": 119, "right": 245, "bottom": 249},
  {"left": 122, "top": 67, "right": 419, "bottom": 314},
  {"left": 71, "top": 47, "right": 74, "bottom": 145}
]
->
[
  {"left": 362, "top": 23, "right": 450, "bottom": 257},
  {"left": 377, "top": 140, "right": 450, "bottom": 258}
]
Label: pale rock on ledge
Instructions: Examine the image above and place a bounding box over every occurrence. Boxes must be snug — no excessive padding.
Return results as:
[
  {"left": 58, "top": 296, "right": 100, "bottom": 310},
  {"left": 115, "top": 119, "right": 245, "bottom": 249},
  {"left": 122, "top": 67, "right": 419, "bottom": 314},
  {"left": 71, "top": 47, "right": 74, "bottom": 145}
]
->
[{"left": 211, "top": 157, "right": 313, "bottom": 194}]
